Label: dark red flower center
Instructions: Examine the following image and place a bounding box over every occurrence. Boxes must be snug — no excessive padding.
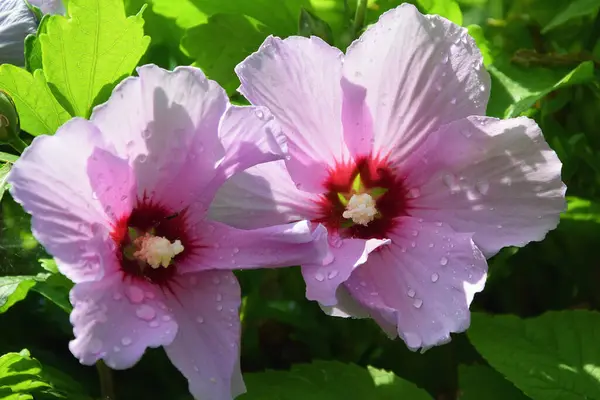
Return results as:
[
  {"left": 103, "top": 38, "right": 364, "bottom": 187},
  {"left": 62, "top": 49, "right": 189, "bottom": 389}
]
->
[
  {"left": 110, "top": 196, "right": 196, "bottom": 286},
  {"left": 313, "top": 156, "right": 409, "bottom": 240}
]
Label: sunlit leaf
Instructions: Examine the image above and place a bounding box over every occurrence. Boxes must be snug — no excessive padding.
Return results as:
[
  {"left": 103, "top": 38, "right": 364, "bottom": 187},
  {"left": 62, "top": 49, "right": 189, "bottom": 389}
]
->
[
  {"left": 459, "top": 365, "right": 530, "bottom": 400},
  {"left": 0, "top": 273, "right": 49, "bottom": 314},
  {"left": 468, "top": 311, "right": 600, "bottom": 400},
  {"left": 40, "top": 0, "right": 150, "bottom": 117},
  {"left": 543, "top": 0, "right": 600, "bottom": 33}
]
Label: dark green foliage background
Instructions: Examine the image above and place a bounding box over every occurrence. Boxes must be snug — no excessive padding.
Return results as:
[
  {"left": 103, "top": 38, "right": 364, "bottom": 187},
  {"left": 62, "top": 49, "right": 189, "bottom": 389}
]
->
[{"left": 1, "top": 0, "right": 600, "bottom": 399}]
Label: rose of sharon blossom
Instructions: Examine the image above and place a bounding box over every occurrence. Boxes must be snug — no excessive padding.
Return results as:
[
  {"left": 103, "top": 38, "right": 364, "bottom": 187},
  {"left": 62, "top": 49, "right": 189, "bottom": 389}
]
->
[
  {"left": 211, "top": 4, "right": 566, "bottom": 350},
  {"left": 8, "top": 65, "right": 328, "bottom": 399},
  {"left": 28, "top": 0, "right": 65, "bottom": 15},
  {"left": 0, "top": 0, "right": 37, "bottom": 66}
]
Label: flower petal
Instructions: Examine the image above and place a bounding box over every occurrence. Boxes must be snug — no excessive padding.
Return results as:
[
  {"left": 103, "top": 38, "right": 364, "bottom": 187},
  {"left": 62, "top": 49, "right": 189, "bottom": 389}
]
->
[
  {"left": 0, "top": 0, "right": 37, "bottom": 66},
  {"left": 236, "top": 35, "right": 349, "bottom": 192},
  {"left": 343, "top": 4, "right": 490, "bottom": 165},
  {"left": 404, "top": 116, "right": 566, "bottom": 257},
  {"left": 181, "top": 221, "right": 329, "bottom": 272},
  {"left": 28, "top": 0, "right": 65, "bottom": 15},
  {"left": 345, "top": 217, "right": 487, "bottom": 350},
  {"left": 209, "top": 160, "right": 320, "bottom": 229},
  {"left": 164, "top": 271, "right": 244, "bottom": 400},
  {"left": 87, "top": 147, "right": 136, "bottom": 223},
  {"left": 90, "top": 65, "right": 228, "bottom": 210},
  {"left": 8, "top": 119, "right": 112, "bottom": 282},
  {"left": 69, "top": 275, "right": 178, "bottom": 369},
  {"left": 318, "top": 286, "right": 370, "bottom": 319},
  {"left": 301, "top": 238, "right": 390, "bottom": 306},
  {"left": 341, "top": 77, "right": 374, "bottom": 158}
]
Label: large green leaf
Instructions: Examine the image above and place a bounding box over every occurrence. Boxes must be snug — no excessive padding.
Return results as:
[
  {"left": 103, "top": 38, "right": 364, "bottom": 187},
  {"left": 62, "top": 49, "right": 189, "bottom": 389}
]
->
[
  {"left": 368, "top": 0, "right": 463, "bottom": 25},
  {"left": 0, "top": 274, "right": 48, "bottom": 314},
  {"left": 459, "top": 365, "right": 530, "bottom": 400},
  {"left": 0, "top": 163, "right": 10, "bottom": 203},
  {"left": 40, "top": 0, "right": 150, "bottom": 118},
  {"left": 468, "top": 311, "right": 600, "bottom": 400},
  {"left": 0, "top": 66, "right": 70, "bottom": 136},
  {"left": 543, "top": 0, "right": 600, "bottom": 33},
  {"left": 239, "top": 360, "right": 431, "bottom": 399},
  {"left": 181, "top": 14, "right": 268, "bottom": 94},
  {"left": 562, "top": 197, "right": 600, "bottom": 223},
  {"left": 24, "top": 15, "right": 50, "bottom": 72}
]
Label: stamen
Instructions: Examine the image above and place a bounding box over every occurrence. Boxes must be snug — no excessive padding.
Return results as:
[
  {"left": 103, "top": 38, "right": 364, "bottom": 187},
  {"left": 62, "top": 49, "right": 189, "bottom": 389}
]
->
[
  {"left": 133, "top": 234, "right": 184, "bottom": 269},
  {"left": 342, "top": 193, "right": 378, "bottom": 226}
]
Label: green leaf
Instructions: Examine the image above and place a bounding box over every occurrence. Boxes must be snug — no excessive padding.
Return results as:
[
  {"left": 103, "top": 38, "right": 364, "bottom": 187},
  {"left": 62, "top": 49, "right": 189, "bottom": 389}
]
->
[
  {"left": 40, "top": 0, "right": 150, "bottom": 118},
  {"left": 33, "top": 274, "right": 73, "bottom": 314},
  {"left": 467, "top": 24, "right": 493, "bottom": 66},
  {"left": 0, "top": 151, "right": 18, "bottom": 163},
  {"left": 562, "top": 197, "right": 600, "bottom": 223},
  {"left": 0, "top": 349, "right": 52, "bottom": 399},
  {"left": 239, "top": 360, "right": 431, "bottom": 399},
  {"left": 0, "top": 163, "right": 10, "bottom": 203},
  {"left": 417, "top": 0, "right": 463, "bottom": 25},
  {"left": 181, "top": 14, "right": 268, "bottom": 94},
  {"left": 149, "top": 0, "right": 208, "bottom": 30},
  {"left": 24, "top": 15, "right": 50, "bottom": 72},
  {"left": 459, "top": 365, "right": 530, "bottom": 400},
  {"left": 0, "top": 66, "right": 70, "bottom": 136},
  {"left": 299, "top": 8, "right": 334, "bottom": 44},
  {"left": 468, "top": 311, "right": 600, "bottom": 400},
  {"left": 0, "top": 276, "right": 39, "bottom": 314},
  {"left": 543, "top": 0, "right": 600, "bottom": 33},
  {"left": 0, "top": 349, "right": 91, "bottom": 400}
]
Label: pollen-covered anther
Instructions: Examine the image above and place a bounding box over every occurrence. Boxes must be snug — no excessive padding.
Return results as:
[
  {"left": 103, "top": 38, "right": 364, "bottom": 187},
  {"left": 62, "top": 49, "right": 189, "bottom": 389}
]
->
[
  {"left": 133, "top": 234, "right": 184, "bottom": 269},
  {"left": 342, "top": 193, "right": 378, "bottom": 226}
]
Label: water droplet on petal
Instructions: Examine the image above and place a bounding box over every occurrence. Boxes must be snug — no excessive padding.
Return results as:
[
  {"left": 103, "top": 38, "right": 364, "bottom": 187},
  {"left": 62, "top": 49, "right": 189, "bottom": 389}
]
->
[
  {"left": 497, "top": 224, "right": 503, "bottom": 229},
  {"left": 113, "top": 292, "right": 122, "bottom": 301},
  {"left": 136, "top": 304, "right": 156, "bottom": 321},
  {"left": 212, "top": 276, "right": 220, "bottom": 285},
  {"left": 149, "top": 320, "right": 160, "bottom": 328},
  {"left": 89, "top": 338, "right": 102, "bottom": 353},
  {"left": 210, "top": 377, "right": 217, "bottom": 383},
  {"left": 91, "top": 192, "right": 98, "bottom": 200},
  {"left": 315, "top": 273, "right": 325, "bottom": 282},
  {"left": 162, "top": 315, "right": 171, "bottom": 322},
  {"left": 327, "top": 270, "right": 339, "bottom": 279},
  {"left": 475, "top": 181, "right": 490, "bottom": 195},
  {"left": 407, "top": 188, "right": 420, "bottom": 199},
  {"left": 428, "top": 243, "right": 434, "bottom": 248},
  {"left": 120, "top": 195, "right": 127, "bottom": 202},
  {"left": 440, "top": 256, "right": 449, "bottom": 266},
  {"left": 126, "top": 286, "right": 145, "bottom": 304},
  {"left": 216, "top": 304, "right": 223, "bottom": 311},
  {"left": 413, "top": 298, "right": 423, "bottom": 309},
  {"left": 113, "top": 346, "right": 121, "bottom": 353},
  {"left": 411, "top": 230, "right": 418, "bottom": 237},
  {"left": 441, "top": 52, "right": 449, "bottom": 64},
  {"left": 232, "top": 247, "right": 240, "bottom": 254},
  {"left": 450, "top": 97, "right": 457, "bottom": 105},
  {"left": 145, "top": 291, "right": 155, "bottom": 299},
  {"left": 196, "top": 316, "right": 204, "bottom": 324},
  {"left": 138, "top": 154, "right": 147, "bottom": 163},
  {"left": 142, "top": 129, "right": 151, "bottom": 139},
  {"left": 360, "top": 281, "right": 367, "bottom": 287},
  {"left": 411, "top": 241, "right": 416, "bottom": 248},
  {"left": 431, "top": 273, "right": 439, "bottom": 282},
  {"left": 216, "top": 293, "right": 222, "bottom": 302},
  {"left": 121, "top": 337, "right": 132, "bottom": 346},
  {"left": 255, "top": 109, "right": 264, "bottom": 119},
  {"left": 407, "top": 289, "right": 415, "bottom": 298}
]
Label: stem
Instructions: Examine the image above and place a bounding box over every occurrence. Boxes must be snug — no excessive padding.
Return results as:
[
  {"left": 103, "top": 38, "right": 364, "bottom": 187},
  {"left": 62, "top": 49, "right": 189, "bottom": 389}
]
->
[
  {"left": 8, "top": 137, "right": 28, "bottom": 154},
  {"left": 96, "top": 361, "right": 116, "bottom": 400},
  {"left": 351, "top": 0, "right": 368, "bottom": 37}
]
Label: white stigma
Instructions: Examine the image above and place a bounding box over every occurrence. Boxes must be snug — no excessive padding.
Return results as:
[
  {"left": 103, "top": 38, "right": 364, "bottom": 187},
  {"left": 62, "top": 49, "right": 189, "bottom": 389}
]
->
[
  {"left": 342, "top": 193, "right": 378, "bottom": 226},
  {"left": 133, "top": 235, "right": 184, "bottom": 269}
]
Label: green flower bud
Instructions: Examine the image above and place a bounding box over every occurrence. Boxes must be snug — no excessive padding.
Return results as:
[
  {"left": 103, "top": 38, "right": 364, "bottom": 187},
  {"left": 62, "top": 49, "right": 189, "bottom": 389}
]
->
[{"left": 0, "top": 90, "right": 20, "bottom": 144}]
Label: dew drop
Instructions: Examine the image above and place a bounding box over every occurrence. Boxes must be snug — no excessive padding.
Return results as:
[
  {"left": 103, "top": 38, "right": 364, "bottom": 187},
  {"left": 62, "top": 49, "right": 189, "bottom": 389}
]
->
[
  {"left": 91, "top": 191, "right": 98, "bottom": 200},
  {"left": 212, "top": 276, "right": 220, "bottom": 285},
  {"left": 196, "top": 316, "right": 204, "bottom": 324},
  {"left": 450, "top": 97, "right": 457, "bottom": 105},
  {"left": 121, "top": 337, "right": 132, "bottom": 346},
  {"left": 413, "top": 298, "right": 423, "bottom": 309},
  {"left": 216, "top": 304, "right": 223, "bottom": 311},
  {"left": 435, "top": 222, "right": 443, "bottom": 227},
  {"left": 120, "top": 195, "right": 128, "bottom": 202},
  {"left": 407, "top": 288, "right": 415, "bottom": 298},
  {"left": 315, "top": 273, "right": 325, "bottom": 282},
  {"left": 431, "top": 273, "right": 439, "bottom": 282},
  {"left": 327, "top": 270, "right": 339, "bottom": 279},
  {"left": 145, "top": 291, "right": 155, "bottom": 299},
  {"left": 475, "top": 181, "right": 489, "bottom": 195},
  {"left": 162, "top": 315, "right": 172, "bottom": 322},
  {"left": 89, "top": 338, "right": 102, "bottom": 353},
  {"left": 411, "top": 241, "right": 416, "bottom": 248},
  {"left": 411, "top": 230, "right": 418, "bottom": 237},
  {"left": 136, "top": 304, "right": 156, "bottom": 321},
  {"left": 479, "top": 84, "right": 486, "bottom": 92},
  {"left": 496, "top": 224, "right": 503, "bottom": 229},
  {"left": 113, "top": 346, "right": 121, "bottom": 353},
  {"left": 126, "top": 286, "right": 144, "bottom": 304},
  {"left": 138, "top": 154, "right": 147, "bottom": 163},
  {"left": 232, "top": 247, "right": 240, "bottom": 254},
  {"left": 113, "top": 292, "right": 122, "bottom": 301},
  {"left": 149, "top": 320, "right": 160, "bottom": 328},
  {"left": 255, "top": 109, "right": 265, "bottom": 119},
  {"left": 441, "top": 52, "right": 449, "bottom": 64},
  {"left": 216, "top": 293, "right": 222, "bottom": 302},
  {"left": 407, "top": 188, "right": 420, "bottom": 199},
  {"left": 440, "top": 256, "right": 449, "bottom": 266},
  {"left": 210, "top": 377, "right": 217, "bottom": 383},
  {"left": 142, "top": 129, "right": 152, "bottom": 139},
  {"left": 359, "top": 281, "right": 367, "bottom": 287}
]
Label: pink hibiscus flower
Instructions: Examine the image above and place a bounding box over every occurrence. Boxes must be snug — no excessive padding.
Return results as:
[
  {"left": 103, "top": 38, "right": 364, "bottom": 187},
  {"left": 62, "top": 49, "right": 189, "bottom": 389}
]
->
[
  {"left": 8, "top": 65, "right": 328, "bottom": 399},
  {"left": 211, "top": 4, "right": 566, "bottom": 350}
]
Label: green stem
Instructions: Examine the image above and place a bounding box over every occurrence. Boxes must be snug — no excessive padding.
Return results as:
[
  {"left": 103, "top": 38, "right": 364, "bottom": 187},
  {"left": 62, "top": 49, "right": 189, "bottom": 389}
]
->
[
  {"left": 8, "top": 137, "right": 28, "bottom": 154},
  {"left": 351, "top": 0, "right": 368, "bottom": 38},
  {"left": 96, "top": 361, "right": 116, "bottom": 400}
]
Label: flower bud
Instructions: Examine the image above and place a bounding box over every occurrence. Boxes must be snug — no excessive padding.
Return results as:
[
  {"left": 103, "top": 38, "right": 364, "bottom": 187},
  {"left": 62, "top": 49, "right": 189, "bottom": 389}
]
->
[{"left": 0, "top": 90, "right": 20, "bottom": 144}]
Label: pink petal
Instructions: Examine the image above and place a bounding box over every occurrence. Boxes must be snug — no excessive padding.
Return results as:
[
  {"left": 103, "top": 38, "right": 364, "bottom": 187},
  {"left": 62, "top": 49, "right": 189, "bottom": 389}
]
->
[
  {"left": 341, "top": 77, "right": 374, "bottom": 158},
  {"left": 180, "top": 221, "right": 329, "bottom": 273},
  {"left": 212, "top": 105, "right": 286, "bottom": 186},
  {"left": 343, "top": 4, "right": 490, "bottom": 165},
  {"left": 404, "top": 116, "right": 566, "bottom": 257},
  {"left": 164, "top": 271, "right": 245, "bottom": 400},
  {"left": 236, "top": 36, "right": 349, "bottom": 192},
  {"left": 318, "top": 286, "right": 370, "bottom": 319},
  {"left": 345, "top": 217, "right": 487, "bottom": 350},
  {"left": 87, "top": 148, "right": 136, "bottom": 223},
  {"left": 7, "top": 119, "right": 111, "bottom": 283},
  {"left": 90, "top": 65, "right": 228, "bottom": 210},
  {"left": 301, "top": 238, "right": 390, "bottom": 306},
  {"left": 68, "top": 275, "right": 178, "bottom": 369},
  {"left": 209, "top": 160, "right": 320, "bottom": 229},
  {"left": 28, "top": 0, "right": 65, "bottom": 14}
]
